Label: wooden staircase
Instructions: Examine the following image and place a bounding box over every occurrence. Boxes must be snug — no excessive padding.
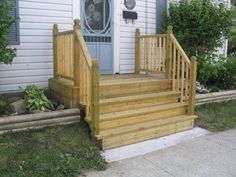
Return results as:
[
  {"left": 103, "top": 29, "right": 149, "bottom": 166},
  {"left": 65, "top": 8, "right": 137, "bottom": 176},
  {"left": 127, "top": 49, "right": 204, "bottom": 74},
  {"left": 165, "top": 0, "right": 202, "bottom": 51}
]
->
[
  {"left": 49, "top": 20, "right": 198, "bottom": 150},
  {"left": 85, "top": 75, "right": 197, "bottom": 149}
]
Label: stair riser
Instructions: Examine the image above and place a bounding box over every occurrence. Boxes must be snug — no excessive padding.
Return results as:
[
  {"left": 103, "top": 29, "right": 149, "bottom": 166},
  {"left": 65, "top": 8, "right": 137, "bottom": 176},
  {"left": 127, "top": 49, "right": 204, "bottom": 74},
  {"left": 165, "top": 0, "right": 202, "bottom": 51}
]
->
[
  {"left": 97, "top": 116, "right": 196, "bottom": 139},
  {"left": 100, "top": 95, "right": 179, "bottom": 114},
  {"left": 102, "top": 120, "right": 194, "bottom": 149},
  {"left": 100, "top": 106, "right": 187, "bottom": 130},
  {"left": 100, "top": 80, "right": 172, "bottom": 98}
]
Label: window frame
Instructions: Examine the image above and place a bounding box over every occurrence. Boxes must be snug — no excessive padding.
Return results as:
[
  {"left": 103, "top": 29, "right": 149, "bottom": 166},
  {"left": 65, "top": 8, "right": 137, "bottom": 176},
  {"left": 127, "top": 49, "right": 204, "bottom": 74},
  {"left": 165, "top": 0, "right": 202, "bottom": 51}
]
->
[{"left": 8, "top": 0, "right": 20, "bottom": 45}]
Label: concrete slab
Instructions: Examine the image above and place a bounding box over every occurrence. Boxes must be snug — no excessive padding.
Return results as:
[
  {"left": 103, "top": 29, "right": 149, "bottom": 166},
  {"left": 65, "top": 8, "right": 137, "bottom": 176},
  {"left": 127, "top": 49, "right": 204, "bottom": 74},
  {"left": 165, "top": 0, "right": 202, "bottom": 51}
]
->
[
  {"left": 85, "top": 156, "right": 173, "bottom": 177},
  {"left": 103, "top": 128, "right": 210, "bottom": 162},
  {"left": 84, "top": 128, "right": 236, "bottom": 177}
]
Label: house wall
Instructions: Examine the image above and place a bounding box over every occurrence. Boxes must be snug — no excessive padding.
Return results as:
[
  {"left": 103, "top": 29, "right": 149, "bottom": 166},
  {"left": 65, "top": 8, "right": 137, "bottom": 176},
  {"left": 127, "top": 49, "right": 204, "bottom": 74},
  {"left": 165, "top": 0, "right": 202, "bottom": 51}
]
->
[
  {"left": 119, "top": 0, "right": 157, "bottom": 73},
  {"left": 0, "top": 0, "right": 74, "bottom": 93}
]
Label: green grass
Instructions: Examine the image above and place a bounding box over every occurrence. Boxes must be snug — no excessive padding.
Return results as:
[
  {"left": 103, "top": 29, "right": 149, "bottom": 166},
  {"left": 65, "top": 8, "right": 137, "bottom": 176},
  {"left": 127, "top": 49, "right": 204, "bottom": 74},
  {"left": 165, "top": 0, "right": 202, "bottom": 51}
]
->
[
  {"left": 196, "top": 100, "right": 236, "bottom": 132},
  {"left": 0, "top": 122, "right": 106, "bottom": 177}
]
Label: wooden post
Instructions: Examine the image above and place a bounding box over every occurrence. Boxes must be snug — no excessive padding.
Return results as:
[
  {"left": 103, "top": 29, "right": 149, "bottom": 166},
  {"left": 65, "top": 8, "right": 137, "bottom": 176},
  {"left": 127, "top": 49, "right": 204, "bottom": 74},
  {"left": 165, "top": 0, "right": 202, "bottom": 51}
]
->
[
  {"left": 166, "top": 25, "right": 173, "bottom": 79},
  {"left": 53, "top": 24, "right": 58, "bottom": 78},
  {"left": 135, "top": 28, "right": 141, "bottom": 74},
  {"left": 91, "top": 60, "right": 100, "bottom": 135},
  {"left": 73, "top": 19, "right": 81, "bottom": 87},
  {"left": 188, "top": 56, "right": 197, "bottom": 115}
]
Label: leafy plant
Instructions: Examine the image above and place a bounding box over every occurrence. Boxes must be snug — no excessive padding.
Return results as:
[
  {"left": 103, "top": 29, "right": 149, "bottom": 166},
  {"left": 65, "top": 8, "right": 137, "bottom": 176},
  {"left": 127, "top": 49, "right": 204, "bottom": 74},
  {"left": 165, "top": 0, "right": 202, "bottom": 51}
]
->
[
  {"left": 206, "top": 57, "right": 236, "bottom": 90},
  {"left": 24, "top": 85, "right": 54, "bottom": 111},
  {"left": 0, "top": 99, "right": 7, "bottom": 115},
  {"left": 229, "top": 27, "right": 236, "bottom": 56},
  {"left": 0, "top": 0, "right": 17, "bottom": 64},
  {"left": 165, "top": 0, "right": 235, "bottom": 83}
]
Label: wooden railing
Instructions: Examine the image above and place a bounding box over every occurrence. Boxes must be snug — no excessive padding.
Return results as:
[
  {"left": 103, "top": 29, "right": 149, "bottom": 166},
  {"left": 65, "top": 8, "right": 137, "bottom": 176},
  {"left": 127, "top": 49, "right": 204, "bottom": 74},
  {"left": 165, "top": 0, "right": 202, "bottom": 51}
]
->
[
  {"left": 53, "top": 19, "right": 100, "bottom": 134},
  {"left": 135, "top": 26, "right": 197, "bottom": 115},
  {"left": 135, "top": 29, "right": 167, "bottom": 74}
]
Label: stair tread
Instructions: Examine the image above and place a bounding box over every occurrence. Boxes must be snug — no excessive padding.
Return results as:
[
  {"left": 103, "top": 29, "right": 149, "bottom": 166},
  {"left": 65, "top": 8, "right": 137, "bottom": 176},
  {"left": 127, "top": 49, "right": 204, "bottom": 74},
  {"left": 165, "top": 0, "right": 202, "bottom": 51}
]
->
[
  {"left": 100, "top": 78, "right": 172, "bottom": 86},
  {"left": 96, "top": 115, "right": 197, "bottom": 139},
  {"left": 100, "top": 103, "right": 187, "bottom": 121},
  {"left": 100, "top": 91, "right": 179, "bottom": 104}
]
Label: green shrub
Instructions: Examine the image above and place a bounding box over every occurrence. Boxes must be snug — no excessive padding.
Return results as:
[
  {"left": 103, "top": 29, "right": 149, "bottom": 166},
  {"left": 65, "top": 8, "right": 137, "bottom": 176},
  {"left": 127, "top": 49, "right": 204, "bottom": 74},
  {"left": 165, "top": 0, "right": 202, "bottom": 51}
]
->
[
  {"left": 0, "top": 99, "right": 7, "bottom": 115},
  {"left": 166, "top": 0, "right": 235, "bottom": 83},
  {"left": 0, "top": 0, "right": 17, "bottom": 64},
  {"left": 24, "top": 85, "right": 54, "bottom": 111},
  {"left": 229, "top": 27, "right": 236, "bottom": 56},
  {"left": 206, "top": 57, "right": 236, "bottom": 90}
]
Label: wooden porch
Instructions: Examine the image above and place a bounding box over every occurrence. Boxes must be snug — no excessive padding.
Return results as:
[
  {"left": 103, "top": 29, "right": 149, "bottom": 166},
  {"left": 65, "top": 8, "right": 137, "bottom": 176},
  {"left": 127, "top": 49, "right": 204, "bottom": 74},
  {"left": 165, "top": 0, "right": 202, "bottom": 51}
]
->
[{"left": 49, "top": 19, "right": 197, "bottom": 150}]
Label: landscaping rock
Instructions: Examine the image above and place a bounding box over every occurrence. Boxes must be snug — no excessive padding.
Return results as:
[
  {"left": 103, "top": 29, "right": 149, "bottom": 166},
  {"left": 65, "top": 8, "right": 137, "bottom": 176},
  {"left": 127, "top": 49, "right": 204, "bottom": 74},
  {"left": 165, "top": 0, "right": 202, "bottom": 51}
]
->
[
  {"left": 56, "top": 104, "right": 65, "bottom": 110},
  {"left": 51, "top": 99, "right": 59, "bottom": 107},
  {"left": 196, "top": 81, "right": 209, "bottom": 94},
  {"left": 10, "top": 99, "right": 27, "bottom": 115}
]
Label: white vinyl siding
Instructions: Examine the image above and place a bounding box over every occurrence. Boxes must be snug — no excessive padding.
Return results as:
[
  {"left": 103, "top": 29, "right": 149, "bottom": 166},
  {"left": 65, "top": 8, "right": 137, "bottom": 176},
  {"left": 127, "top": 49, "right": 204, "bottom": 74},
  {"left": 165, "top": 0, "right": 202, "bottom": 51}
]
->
[
  {"left": 119, "top": 0, "right": 157, "bottom": 73},
  {"left": 0, "top": 0, "right": 73, "bottom": 93}
]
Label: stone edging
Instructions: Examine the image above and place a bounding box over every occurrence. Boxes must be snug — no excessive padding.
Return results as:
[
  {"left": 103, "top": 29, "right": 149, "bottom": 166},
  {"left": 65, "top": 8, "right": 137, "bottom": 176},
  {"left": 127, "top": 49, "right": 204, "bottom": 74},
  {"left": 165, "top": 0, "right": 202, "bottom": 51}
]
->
[{"left": 196, "top": 90, "right": 236, "bottom": 105}]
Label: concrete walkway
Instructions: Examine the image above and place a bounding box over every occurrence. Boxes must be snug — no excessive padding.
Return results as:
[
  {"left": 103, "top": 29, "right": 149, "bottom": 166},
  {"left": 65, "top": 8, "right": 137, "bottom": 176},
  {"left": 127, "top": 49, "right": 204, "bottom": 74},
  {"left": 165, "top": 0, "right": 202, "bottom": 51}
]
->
[{"left": 85, "top": 129, "right": 236, "bottom": 177}]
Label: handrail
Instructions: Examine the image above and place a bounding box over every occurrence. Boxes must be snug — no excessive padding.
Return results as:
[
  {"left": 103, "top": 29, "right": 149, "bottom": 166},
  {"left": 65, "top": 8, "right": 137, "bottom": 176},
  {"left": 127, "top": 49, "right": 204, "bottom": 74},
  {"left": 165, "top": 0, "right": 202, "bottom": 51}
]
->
[
  {"left": 169, "top": 34, "right": 190, "bottom": 65},
  {"left": 75, "top": 29, "right": 92, "bottom": 69},
  {"left": 135, "top": 29, "right": 168, "bottom": 74},
  {"left": 53, "top": 19, "right": 100, "bottom": 134},
  {"left": 135, "top": 26, "right": 197, "bottom": 115}
]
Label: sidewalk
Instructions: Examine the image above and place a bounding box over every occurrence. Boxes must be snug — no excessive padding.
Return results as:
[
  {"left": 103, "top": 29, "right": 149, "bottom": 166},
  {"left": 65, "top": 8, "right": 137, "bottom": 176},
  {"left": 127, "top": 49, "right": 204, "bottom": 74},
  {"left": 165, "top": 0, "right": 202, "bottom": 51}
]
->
[{"left": 85, "top": 129, "right": 236, "bottom": 177}]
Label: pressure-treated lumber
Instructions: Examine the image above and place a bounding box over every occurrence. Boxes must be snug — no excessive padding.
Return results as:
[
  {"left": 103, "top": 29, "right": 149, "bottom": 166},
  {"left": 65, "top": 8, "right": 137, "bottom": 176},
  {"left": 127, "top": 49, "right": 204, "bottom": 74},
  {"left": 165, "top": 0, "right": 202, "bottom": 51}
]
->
[
  {"left": 49, "top": 22, "right": 198, "bottom": 150},
  {"left": 91, "top": 60, "right": 100, "bottom": 135},
  {"left": 97, "top": 115, "right": 197, "bottom": 139},
  {"left": 188, "top": 57, "right": 197, "bottom": 115},
  {"left": 100, "top": 79, "right": 172, "bottom": 98},
  {"left": 135, "top": 28, "right": 141, "bottom": 74},
  {"left": 99, "top": 91, "right": 179, "bottom": 114},
  {"left": 102, "top": 120, "right": 194, "bottom": 149}
]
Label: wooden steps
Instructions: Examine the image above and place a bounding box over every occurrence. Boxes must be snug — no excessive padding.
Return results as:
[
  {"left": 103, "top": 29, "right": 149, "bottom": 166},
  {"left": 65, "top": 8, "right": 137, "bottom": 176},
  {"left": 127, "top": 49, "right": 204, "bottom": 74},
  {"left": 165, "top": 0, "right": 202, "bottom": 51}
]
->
[
  {"left": 85, "top": 74, "right": 197, "bottom": 150},
  {"left": 100, "top": 91, "right": 179, "bottom": 114},
  {"left": 100, "top": 78, "right": 172, "bottom": 98},
  {"left": 102, "top": 119, "right": 195, "bottom": 149}
]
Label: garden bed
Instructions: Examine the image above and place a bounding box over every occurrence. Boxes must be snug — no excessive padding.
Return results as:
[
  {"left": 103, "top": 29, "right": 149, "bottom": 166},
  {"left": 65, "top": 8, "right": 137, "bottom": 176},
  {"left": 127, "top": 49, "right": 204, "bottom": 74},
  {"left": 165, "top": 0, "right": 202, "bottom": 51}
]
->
[{"left": 0, "top": 86, "right": 81, "bottom": 133}]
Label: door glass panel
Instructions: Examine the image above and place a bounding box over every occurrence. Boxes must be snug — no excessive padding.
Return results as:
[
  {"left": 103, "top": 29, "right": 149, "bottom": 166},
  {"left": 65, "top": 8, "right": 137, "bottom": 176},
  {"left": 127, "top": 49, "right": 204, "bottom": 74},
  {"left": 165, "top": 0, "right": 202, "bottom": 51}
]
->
[{"left": 84, "top": 0, "right": 110, "bottom": 32}]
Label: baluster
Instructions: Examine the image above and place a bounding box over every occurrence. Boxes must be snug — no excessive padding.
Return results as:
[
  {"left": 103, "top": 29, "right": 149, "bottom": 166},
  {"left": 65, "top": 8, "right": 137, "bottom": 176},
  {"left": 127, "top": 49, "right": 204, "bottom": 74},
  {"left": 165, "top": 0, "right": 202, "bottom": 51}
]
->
[
  {"left": 135, "top": 28, "right": 141, "bottom": 74},
  {"left": 53, "top": 24, "right": 58, "bottom": 78},
  {"left": 185, "top": 64, "right": 189, "bottom": 102},
  {"left": 172, "top": 46, "right": 176, "bottom": 91},
  {"left": 176, "top": 53, "right": 181, "bottom": 92},
  {"left": 181, "top": 59, "right": 185, "bottom": 103}
]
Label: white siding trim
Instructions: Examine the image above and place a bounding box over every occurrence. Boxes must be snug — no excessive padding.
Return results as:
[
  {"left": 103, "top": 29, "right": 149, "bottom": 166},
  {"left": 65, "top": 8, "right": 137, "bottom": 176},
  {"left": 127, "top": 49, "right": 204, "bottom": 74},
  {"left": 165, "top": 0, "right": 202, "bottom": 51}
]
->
[
  {"left": 73, "top": 0, "right": 80, "bottom": 20},
  {"left": 114, "top": 0, "right": 120, "bottom": 73}
]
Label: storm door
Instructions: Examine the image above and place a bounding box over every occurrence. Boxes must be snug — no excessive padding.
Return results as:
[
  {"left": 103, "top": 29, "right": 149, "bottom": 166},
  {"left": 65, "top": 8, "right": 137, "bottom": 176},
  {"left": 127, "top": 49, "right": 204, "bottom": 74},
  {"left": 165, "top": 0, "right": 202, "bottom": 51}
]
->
[{"left": 81, "top": 0, "right": 113, "bottom": 74}]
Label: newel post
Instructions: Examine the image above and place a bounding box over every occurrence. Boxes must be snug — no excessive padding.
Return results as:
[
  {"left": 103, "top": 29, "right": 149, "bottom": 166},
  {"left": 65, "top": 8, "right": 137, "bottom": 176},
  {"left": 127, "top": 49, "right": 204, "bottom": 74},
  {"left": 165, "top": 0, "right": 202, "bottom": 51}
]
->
[
  {"left": 166, "top": 25, "right": 173, "bottom": 79},
  {"left": 53, "top": 24, "right": 58, "bottom": 78},
  {"left": 135, "top": 28, "right": 141, "bottom": 74},
  {"left": 73, "top": 19, "right": 81, "bottom": 87},
  {"left": 91, "top": 60, "right": 100, "bottom": 135},
  {"left": 188, "top": 56, "right": 197, "bottom": 115}
]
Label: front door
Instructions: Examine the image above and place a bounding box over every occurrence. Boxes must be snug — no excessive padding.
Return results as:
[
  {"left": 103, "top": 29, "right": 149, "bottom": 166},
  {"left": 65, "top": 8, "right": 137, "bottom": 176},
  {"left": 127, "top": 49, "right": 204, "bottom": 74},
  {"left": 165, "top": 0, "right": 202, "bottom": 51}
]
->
[{"left": 81, "top": 0, "right": 113, "bottom": 74}]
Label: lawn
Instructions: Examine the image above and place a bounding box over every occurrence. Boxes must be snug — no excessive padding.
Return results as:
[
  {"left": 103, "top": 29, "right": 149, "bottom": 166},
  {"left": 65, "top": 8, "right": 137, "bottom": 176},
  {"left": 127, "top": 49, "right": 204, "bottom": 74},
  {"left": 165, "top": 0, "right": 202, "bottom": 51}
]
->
[
  {"left": 0, "top": 122, "right": 106, "bottom": 177},
  {"left": 196, "top": 100, "right": 236, "bottom": 132}
]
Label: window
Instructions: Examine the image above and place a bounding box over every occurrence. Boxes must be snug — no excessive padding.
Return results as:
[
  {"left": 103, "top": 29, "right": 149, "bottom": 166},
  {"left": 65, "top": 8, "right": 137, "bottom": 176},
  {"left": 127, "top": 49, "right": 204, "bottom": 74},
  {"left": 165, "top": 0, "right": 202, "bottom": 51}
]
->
[{"left": 8, "top": 0, "right": 20, "bottom": 45}]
